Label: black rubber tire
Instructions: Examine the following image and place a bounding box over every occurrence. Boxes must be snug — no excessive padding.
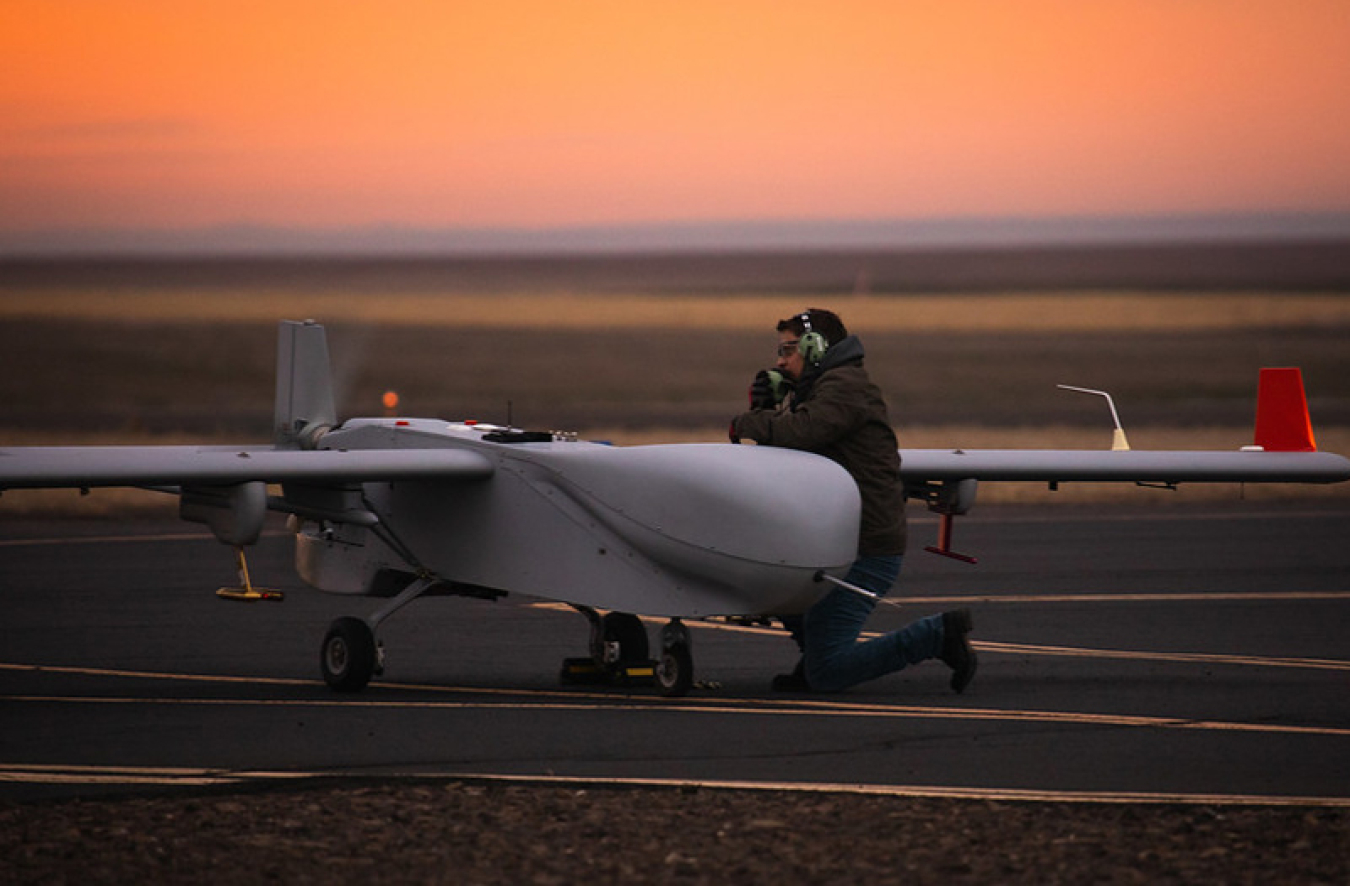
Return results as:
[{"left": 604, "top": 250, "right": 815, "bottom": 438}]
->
[
  {"left": 321, "top": 616, "right": 377, "bottom": 693},
  {"left": 601, "top": 611, "right": 650, "bottom": 664},
  {"left": 657, "top": 643, "right": 694, "bottom": 697}
]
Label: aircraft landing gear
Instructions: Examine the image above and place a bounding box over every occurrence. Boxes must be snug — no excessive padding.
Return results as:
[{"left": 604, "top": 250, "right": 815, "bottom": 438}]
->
[
  {"left": 558, "top": 610, "right": 696, "bottom": 697},
  {"left": 560, "top": 608, "right": 657, "bottom": 688},
  {"left": 320, "top": 573, "right": 434, "bottom": 692},
  {"left": 593, "top": 610, "right": 650, "bottom": 666},
  {"left": 656, "top": 618, "right": 694, "bottom": 697},
  {"left": 321, "top": 616, "right": 382, "bottom": 692}
]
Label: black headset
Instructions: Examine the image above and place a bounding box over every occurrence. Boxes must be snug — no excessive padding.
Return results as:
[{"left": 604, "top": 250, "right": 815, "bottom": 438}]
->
[{"left": 796, "top": 311, "right": 829, "bottom": 364}]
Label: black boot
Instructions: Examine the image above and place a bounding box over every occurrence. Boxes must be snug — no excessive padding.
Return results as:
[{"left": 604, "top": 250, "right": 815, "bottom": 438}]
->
[{"left": 940, "top": 609, "right": 977, "bottom": 694}]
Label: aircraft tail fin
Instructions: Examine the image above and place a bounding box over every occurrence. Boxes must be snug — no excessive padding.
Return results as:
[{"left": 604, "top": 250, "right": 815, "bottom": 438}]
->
[
  {"left": 1253, "top": 367, "right": 1317, "bottom": 452},
  {"left": 274, "top": 320, "right": 337, "bottom": 449}
]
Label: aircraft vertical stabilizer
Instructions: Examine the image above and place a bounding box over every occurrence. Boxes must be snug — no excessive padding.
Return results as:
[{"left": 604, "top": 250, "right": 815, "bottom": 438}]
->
[
  {"left": 1253, "top": 367, "right": 1317, "bottom": 452},
  {"left": 274, "top": 320, "right": 337, "bottom": 449}
]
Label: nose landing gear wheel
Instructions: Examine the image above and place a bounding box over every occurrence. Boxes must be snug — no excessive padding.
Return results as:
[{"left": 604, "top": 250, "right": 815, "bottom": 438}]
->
[{"left": 321, "top": 616, "right": 377, "bottom": 692}]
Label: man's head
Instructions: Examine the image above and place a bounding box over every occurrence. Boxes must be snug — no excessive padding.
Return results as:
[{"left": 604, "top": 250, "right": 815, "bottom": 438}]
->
[{"left": 774, "top": 308, "right": 847, "bottom": 380}]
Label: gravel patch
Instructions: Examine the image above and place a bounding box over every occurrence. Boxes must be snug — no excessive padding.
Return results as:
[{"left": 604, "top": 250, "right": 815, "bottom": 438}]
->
[{"left": 3, "top": 780, "right": 1347, "bottom": 884}]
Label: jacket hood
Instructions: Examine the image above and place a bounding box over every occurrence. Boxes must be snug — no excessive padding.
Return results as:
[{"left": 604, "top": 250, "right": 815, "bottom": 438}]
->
[
  {"left": 791, "top": 334, "right": 865, "bottom": 403},
  {"left": 817, "top": 334, "right": 864, "bottom": 371}
]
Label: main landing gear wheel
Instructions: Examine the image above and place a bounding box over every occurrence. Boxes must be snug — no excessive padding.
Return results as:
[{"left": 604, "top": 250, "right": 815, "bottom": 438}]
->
[
  {"left": 656, "top": 618, "right": 694, "bottom": 697},
  {"left": 656, "top": 644, "right": 693, "bottom": 697},
  {"left": 321, "top": 616, "right": 378, "bottom": 692},
  {"left": 561, "top": 608, "right": 657, "bottom": 688},
  {"left": 597, "top": 611, "right": 650, "bottom": 666}
]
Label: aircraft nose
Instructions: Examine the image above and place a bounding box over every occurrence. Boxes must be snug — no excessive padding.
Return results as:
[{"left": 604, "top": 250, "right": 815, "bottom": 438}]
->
[{"left": 553, "top": 443, "right": 861, "bottom": 570}]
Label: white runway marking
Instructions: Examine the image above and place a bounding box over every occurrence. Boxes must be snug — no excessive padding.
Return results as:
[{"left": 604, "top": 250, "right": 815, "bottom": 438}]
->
[
  {"left": 5, "top": 661, "right": 1350, "bottom": 738},
  {"left": 534, "top": 604, "right": 1350, "bottom": 673},
  {"left": 0, "top": 764, "right": 312, "bottom": 787},
  {"left": 0, "top": 530, "right": 289, "bottom": 547},
  {"left": 886, "top": 591, "right": 1350, "bottom": 605},
  {"left": 974, "top": 639, "right": 1350, "bottom": 671}
]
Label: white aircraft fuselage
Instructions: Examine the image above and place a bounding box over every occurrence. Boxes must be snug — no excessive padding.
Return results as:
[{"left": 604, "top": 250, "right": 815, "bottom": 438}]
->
[{"left": 292, "top": 418, "right": 862, "bottom": 617}]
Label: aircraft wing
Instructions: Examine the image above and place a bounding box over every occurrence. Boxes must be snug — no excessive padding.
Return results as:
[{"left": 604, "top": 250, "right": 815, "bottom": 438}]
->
[
  {"left": 0, "top": 445, "right": 496, "bottom": 490},
  {"left": 898, "top": 443, "right": 1348, "bottom": 562},
  {"left": 902, "top": 368, "right": 1350, "bottom": 488},
  {"left": 899, "top": 448, "right": 1350, "bottom": 485}
]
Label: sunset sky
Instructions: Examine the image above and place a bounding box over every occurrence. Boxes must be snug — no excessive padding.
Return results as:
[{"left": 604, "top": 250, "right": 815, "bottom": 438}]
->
[{"left": 3, "top": 1, "right": 1349, "bottom": 252}]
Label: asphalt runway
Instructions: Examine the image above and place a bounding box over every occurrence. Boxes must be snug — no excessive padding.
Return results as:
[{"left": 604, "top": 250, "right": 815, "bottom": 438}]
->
[{"left": 2, "top": 501, "right": 1349, "bottom": 805}]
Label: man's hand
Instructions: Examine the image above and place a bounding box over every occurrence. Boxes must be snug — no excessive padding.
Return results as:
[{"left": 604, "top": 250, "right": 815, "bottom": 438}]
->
[{"left": 749, "top": 369, "right": 791, "bottom": 409}]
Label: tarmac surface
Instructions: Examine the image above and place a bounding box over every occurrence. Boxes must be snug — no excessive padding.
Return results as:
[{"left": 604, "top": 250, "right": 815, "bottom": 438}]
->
[{"left": 2, "top": 500, "right": 1348, "bottom": 808}]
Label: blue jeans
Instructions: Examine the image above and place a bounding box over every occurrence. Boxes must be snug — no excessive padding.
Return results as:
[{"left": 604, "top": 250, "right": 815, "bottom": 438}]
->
[{"left": 785, "top": 555, "right": 944, "bottom": 692}]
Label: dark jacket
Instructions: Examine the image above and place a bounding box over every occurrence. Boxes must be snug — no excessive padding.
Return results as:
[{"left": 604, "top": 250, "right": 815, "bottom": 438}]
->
[{"left": 731, "top": 335, "right": 907, "bottom": 555}]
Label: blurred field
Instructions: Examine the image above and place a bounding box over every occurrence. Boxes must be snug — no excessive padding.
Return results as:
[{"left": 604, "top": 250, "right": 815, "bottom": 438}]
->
[
  {"left": 5, "top": 289, "right": 1350, "bottom": 334},
  {"left": 1, "top": 259, "right": 1347, "bottom": 513},
  {"left": 2, "top": 306, "right": 1346, "bottom": 433}
]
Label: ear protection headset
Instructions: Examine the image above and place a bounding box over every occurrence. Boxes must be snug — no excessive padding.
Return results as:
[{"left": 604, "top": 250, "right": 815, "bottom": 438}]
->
[{"left": 796, "top": 311, "right": 829, "bottom": 364}]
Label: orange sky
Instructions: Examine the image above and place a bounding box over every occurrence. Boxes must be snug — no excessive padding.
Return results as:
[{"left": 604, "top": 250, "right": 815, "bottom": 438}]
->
[{"left": 2, "top": 1, "right": 1349, "bottom": 242}]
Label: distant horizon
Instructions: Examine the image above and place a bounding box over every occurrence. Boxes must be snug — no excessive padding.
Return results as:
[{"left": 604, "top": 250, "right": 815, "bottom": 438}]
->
[
  {"left": 9, "top": 6, "right": 1349, "bottom": 262},
  {"left": 4, "top": 210, "right": 1350, "bottom": 258}
]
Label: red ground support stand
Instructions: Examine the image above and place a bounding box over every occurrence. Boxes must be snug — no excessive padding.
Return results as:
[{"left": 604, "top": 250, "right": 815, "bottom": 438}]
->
[{"left": 924, "top": 512, "right": 978, "bottom": 564}]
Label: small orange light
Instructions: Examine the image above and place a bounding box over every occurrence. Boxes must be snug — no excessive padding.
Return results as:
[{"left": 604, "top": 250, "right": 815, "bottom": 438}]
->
[{"left": 382, "top": 390, "right": 399, "bottom": 410}]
